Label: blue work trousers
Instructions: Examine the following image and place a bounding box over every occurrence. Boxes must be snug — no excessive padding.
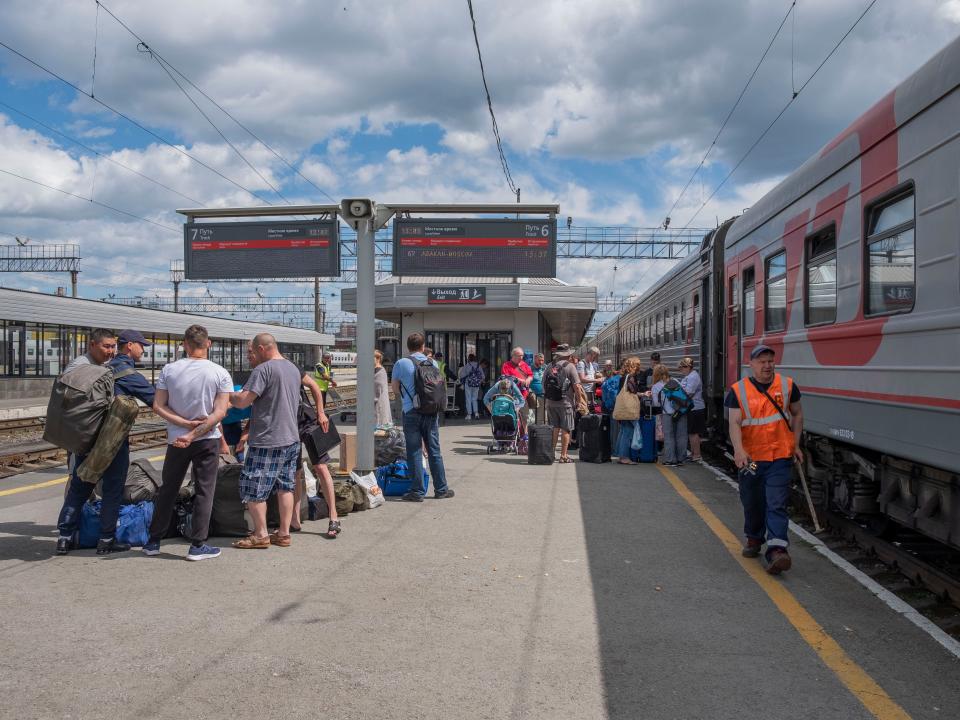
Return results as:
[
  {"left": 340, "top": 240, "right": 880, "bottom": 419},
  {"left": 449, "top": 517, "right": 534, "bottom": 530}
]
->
[
  {"left": 402, "top": 411, "right": 448, "bottom": 498},
  {"left": 56, "top": 441, "right": 130, "bottom": 541},
  {"left": 738, "top": 457, "right": 792, "bottom": 552}
]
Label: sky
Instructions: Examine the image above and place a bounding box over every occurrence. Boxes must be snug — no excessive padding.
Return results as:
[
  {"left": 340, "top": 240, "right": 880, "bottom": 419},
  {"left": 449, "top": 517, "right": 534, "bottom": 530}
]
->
[{"left": 0, "top": 0, "right": 958, "bottom": 332}]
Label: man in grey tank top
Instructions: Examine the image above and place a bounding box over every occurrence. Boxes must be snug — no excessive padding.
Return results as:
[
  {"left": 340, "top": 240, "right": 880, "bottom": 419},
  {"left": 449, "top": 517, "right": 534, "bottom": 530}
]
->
[{"left": 228, "top": 333, "right": 303, "bottom": 549}]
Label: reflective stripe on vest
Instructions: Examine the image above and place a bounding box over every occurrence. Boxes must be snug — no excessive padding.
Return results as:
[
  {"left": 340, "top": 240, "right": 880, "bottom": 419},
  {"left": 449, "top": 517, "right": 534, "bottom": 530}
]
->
[{"left": 732, "top": 374, "right": 795, "bottom": 461}]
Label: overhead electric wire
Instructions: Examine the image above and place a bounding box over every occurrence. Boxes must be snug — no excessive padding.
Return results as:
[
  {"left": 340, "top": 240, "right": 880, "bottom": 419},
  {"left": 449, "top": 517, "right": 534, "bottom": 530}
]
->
[
  {"left": 664, "top": 1, "right": 796, "bottom": 224},
  {"left": 0, "top": 99, "right": 205, "bottom": 205},
  {"left": 682, "top": 0, "right": 877, "bottom": 229},
  {"left": 465, "top": 0, "right": 518, "bottom": 197},
  {"left": 0, "top": 166, "right": 179, "bottom": 233},
  {"left": 0, "top": 38, "right": 269, "bottom": 205},
  {"left": 96, "top": 1, "right": 337, "bottom": 203}
]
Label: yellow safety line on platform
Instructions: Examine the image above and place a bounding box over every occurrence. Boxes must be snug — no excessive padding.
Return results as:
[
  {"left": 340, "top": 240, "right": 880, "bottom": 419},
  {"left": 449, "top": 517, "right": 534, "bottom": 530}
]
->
[
  {"left": 0, "top": 454, "right": 168, "bottom": 498},
  {"left": 656, "top": 464, "right": 912, "bottom": 720}
]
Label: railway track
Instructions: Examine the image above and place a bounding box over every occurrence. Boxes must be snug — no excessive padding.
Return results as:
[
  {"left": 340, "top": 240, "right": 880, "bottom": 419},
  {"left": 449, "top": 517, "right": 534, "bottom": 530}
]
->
[{"left": 0, "top": 385, "right": 360, "bottom": 479}]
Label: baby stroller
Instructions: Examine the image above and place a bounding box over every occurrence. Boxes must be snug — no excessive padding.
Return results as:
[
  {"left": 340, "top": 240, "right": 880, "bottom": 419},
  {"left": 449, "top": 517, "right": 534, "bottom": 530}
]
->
[{"left": 487, "top": 393, "right": 522, "bottom": 454}]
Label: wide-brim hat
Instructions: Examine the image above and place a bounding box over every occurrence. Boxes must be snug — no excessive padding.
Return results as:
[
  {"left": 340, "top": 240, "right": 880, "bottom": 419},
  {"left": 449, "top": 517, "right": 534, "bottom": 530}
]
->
[{"left": 554, "top": 343, "right": 574, "bottom": 358}]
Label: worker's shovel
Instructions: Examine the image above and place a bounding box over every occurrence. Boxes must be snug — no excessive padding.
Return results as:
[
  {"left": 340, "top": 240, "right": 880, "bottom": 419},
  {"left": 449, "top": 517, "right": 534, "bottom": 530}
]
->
[{"left": 795, "top": 459, "right": 824, "bottom": 534}]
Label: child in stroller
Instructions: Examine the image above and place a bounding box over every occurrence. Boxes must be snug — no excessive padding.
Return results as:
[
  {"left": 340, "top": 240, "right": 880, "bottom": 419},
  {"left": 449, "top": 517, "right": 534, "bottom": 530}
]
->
[{"left": 483, "top": 378, "right": 526, "bottom": 454}]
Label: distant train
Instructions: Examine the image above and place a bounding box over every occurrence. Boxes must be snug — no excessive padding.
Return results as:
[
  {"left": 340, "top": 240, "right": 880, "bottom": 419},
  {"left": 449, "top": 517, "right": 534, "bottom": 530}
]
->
[{"left": 594, "top": 36, "right": 960, "bottom": 550}]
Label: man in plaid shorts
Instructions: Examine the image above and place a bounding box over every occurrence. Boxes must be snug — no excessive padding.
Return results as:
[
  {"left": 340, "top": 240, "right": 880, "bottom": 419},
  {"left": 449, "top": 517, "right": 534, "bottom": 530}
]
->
[{"left": 228, "top": 333, "right": 303, "bottom": 549}]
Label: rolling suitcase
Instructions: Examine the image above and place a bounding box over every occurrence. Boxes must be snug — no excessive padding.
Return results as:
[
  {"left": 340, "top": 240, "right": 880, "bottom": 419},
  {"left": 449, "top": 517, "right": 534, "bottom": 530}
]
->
[
  {"left": 638, "top": 417, "right": 657, "bottom": 463},
  {"left": 527, "top": 424, "right": 554, "bottom": 465},
  {"left": 578, "top": 413, "right": 611, "bottom": 463}
]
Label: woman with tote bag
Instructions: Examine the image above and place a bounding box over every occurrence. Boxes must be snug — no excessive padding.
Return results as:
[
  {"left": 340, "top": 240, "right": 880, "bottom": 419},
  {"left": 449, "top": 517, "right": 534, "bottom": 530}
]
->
[{"left": 612, "top": 357, "right": 643, "bottom": 464}]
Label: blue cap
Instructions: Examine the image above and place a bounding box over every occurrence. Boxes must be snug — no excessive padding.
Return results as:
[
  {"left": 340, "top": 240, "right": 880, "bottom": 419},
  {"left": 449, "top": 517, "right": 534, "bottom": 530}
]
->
[
  {"left": 117, "top": 329, "right": 151, "bottom": 347},
  {"left": 750, "top": 344, "right": 775, "bottom": 359}
]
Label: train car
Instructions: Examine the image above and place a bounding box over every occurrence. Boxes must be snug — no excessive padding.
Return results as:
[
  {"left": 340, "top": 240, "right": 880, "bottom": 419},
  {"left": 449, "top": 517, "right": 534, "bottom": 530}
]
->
[{"left": 595, "top": 35, "right": 960, "bottom": 550}]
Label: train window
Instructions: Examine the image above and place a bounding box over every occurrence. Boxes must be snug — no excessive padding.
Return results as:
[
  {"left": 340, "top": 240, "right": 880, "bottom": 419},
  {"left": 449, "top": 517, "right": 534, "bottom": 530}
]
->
[
  {"left": 742, "top": 268, "right": 756, "bottom": 336},
  {"left": 656, "top": 312, "right": 662, "bottom": 345},
  {"left": 765, "top": 252, "right": 787, "bottom": 332},
  {"left": 866, "top": 189, "right": 915, "bottom": 315},
  {"left": 805, "top": 225, "right": 837, "bottom": 326},
  {"left": 693, "top": 293, "right": 701, "bottom": 342},
  {"left": 680, "top": 300, "right": 686, "bottom": 343}
]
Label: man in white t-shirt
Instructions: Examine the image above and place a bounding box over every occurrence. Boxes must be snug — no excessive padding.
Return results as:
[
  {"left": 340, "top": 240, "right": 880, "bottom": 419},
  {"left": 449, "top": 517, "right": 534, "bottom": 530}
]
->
[{"left": 144, "top": 325, "right": 232, "bottom": 561}]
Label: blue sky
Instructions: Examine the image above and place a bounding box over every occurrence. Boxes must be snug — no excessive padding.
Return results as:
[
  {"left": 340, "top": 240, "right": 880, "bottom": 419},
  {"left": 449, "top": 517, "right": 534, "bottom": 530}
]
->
[{"left": 1, "top": 0, "right": 958, "bottom": 331}]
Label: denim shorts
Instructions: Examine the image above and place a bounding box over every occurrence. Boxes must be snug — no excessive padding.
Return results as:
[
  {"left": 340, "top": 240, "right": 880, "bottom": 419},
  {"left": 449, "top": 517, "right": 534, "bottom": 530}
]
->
[{"left": 239, "top": 443, "right": 300, "bottom": 502}]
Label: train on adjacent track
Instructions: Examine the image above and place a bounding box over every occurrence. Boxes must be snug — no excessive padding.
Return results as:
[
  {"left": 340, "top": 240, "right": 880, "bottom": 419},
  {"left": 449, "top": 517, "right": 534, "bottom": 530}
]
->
[{"left": 594, "top": 35, "right": 960, "bottom": 550}]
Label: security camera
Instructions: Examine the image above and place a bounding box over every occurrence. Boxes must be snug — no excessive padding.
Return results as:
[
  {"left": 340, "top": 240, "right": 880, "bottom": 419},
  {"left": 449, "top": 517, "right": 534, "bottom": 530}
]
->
[{"left": 340, "top": 198, "right": 375, "bottom": 228}]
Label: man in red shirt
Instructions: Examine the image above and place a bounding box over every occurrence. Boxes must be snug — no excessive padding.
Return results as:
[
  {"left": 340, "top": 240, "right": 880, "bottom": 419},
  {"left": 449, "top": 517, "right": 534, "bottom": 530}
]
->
[{"left": 501, "top": 347, "right": 534, "bottom": 431}]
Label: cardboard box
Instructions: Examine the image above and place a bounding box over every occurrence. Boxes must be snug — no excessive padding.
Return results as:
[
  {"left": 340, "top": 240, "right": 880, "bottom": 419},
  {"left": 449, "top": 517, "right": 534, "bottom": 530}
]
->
[{"left": 338, "top": 432, "right": 358, "bottom": 473}]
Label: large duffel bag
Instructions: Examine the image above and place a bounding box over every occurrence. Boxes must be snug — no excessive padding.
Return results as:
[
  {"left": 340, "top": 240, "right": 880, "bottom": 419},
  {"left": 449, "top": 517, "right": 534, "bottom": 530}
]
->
[
  {"left": 210, "top": 461, "right": 307, "bottom": 536},
  {"left": 527, "top": 425, "right": 554, "bottom": 465},
  {"left": 375, "top": 460, "right": 429, "bottom": 497},
  {"left": 77, "top": 499, "right": 153, "bottom": 548},
  {"left": 578, "top": 413, "right": 611, "bottom": 463},
  {"left": 123, "top": 458, "right": 163, "bottom": 504},
  {"left": 43, "top": 365, "right": 118, "bottom": 454}
]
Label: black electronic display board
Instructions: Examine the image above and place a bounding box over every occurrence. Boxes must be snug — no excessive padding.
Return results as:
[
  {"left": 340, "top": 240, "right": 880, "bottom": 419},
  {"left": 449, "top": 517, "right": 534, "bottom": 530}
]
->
[
  {"left": 183, "top": 219, "right": 339, "bottom": 280},
  {"left": 392, "top": 218, "right": 556, "bottom": 277}
]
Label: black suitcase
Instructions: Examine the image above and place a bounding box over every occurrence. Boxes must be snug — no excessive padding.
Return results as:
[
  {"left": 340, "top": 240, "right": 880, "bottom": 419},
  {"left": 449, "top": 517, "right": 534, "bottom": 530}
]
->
[
  {"left": 578, "top": 413, "right": 611, "bottom": 463},
  {"left": 527, "top": 424, "right": 554, "bottom": 465}
]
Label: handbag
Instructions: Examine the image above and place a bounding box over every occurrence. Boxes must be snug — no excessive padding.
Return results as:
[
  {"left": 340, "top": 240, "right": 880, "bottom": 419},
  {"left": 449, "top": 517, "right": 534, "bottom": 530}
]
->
[
  {"left": 612, "top": 388, "right": 641, "bottom": 421},
  {"left": 297, "top": 388, "right": 319, "bottom": 440}
]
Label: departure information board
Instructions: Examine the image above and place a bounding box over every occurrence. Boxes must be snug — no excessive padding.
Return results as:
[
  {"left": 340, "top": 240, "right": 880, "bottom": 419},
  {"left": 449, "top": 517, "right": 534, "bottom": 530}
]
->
[
  {"left": 183, "top": 219, "right": 339, "bottom": 280},
  {"left": 392, "top": 218, "right": 556, "bottom": 277}
]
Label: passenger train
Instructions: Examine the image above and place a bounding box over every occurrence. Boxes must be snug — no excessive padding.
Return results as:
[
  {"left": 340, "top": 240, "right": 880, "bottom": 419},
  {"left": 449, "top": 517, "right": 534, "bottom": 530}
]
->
[{"left": 594, "top": 36, "right": 960, "bottom": 550}]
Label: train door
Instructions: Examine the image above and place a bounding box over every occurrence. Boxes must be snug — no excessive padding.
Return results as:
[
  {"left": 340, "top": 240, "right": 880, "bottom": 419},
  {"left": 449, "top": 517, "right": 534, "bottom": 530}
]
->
[{"left": 725, "top": 272, "right": 741, "bottom": 385}]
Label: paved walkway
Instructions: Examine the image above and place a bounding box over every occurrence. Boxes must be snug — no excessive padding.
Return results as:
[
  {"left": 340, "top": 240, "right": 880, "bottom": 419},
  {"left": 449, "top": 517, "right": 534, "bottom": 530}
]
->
[{"left": 0, "top": 423, "right": 958, "bottom": 719}]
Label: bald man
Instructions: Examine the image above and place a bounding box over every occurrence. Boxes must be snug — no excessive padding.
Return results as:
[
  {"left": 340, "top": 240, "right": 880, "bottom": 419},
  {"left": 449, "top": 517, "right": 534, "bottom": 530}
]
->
[{"left": 229, "top": 333, "right": 304, "bottom": 549}]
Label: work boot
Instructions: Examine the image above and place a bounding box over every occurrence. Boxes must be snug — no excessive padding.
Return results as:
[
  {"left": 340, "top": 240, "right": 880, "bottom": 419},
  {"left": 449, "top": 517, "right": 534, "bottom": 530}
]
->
[
  {"left": 434, "top": 488, "right": 455, "bottom": 499},
  {"left": 96, "top": 538, "right": 131, "bottom": 555},
  {"left": 765, "top": 549, "right": 792, "bottom": 575},
  {"left": 741, "top": 538, "right": 763, "bottom": 558},
  {"left": 55, "top": 536, "right": 71, "bottom": 555}
]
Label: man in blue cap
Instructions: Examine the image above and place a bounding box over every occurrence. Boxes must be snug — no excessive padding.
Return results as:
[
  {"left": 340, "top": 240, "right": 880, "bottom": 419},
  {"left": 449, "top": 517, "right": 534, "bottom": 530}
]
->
[
  {"left": 56, "top": 329, "right": 156, "bottom": 555},
  {"left": 725, "top": 343, "right": 803, "bottom": 575}
]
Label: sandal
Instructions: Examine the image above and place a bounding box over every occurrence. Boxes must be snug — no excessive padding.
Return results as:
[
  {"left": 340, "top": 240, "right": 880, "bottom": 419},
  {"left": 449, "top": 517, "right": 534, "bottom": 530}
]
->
[
  {"left": 268, "top": 532, "right": 291, "bottom": 547},
  {"left": 558, "top": 456, "right": 573, "bottom": 463},
  {"left": 326, "top": 520, "right": 341, "bottom": 539},
  {"left": 233, "top": 535, "right": 270, "bottom": 549}
]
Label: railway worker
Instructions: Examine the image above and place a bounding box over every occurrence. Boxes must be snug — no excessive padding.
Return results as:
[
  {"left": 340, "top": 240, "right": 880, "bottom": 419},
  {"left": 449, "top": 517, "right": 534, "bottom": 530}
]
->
[
  {"left": 391, "top": 332, "right": 454, "bottom": 501},
  {"left": 543, "top": 344, "right": 583, "bottom": 463},
  {"left": 678, "top": 357, "right": 705, "bottom": 461},
  {"left": 726, "top": 344, "right": 804, "bottom": 575},
  {"left": 55, "top": 329, "right": 156, "bottom": 555},
  {"left": 145, "top": 325, "right": 231, "bottom": 561},
  {"left": 313, "top": 352, "right": 337, "bottom": 406},
  {"left": 63, "top": 327, "right": 117, "bottom": 371},
  {"left": 434, "top": 352, "right": 457, "bottom": 382},
  {"left": 229, "top": 333, "right": 304, "bottom": 549}
]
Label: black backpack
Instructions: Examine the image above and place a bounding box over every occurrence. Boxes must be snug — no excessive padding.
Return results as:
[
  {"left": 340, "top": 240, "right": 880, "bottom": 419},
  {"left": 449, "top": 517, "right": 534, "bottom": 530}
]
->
[
  {"left": 543, "top": 361, "right": 568, "bottom": 402},
  {"left": 404, "top": 357, "right": 446, "bottom": 415}
]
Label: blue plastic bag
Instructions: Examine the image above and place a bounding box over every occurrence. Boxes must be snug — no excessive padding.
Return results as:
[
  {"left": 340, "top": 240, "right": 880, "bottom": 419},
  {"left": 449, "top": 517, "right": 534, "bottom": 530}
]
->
[
  {"left": 375, "top": 460, "right": 429, "bottom": 497},
  {"left": 76, "top": 500, "right": 153, "bottom": 548},
  {"left": 631, "top": 422, "right": 644, "bottom": 451}
]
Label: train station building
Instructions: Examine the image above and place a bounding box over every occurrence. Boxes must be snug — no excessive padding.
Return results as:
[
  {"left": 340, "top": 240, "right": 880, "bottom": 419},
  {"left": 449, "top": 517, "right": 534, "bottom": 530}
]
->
[{"left": 341, "top": 276, "right": 596, "bottom": 368}]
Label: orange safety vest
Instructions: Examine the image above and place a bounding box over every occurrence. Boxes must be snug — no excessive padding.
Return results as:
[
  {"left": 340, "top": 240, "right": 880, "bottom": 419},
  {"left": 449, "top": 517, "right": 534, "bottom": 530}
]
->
[{"left": 732, "top": 373, "right": 795, "bottom": 462}]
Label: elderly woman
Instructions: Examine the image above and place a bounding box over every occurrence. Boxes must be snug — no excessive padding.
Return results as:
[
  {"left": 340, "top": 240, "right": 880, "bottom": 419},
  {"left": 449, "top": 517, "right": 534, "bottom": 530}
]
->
[
  {"left": 373, "top": 349, "right": 392, "bottom": 426},
  {"left": 614, "top": 356, "right": 645, "bottom": 464}
]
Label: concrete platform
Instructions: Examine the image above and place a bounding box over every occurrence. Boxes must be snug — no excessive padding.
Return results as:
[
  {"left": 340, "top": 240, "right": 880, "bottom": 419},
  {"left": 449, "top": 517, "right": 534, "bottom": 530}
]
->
[{"left": 0, "top": 423, "right": 958, "bottom": 720}]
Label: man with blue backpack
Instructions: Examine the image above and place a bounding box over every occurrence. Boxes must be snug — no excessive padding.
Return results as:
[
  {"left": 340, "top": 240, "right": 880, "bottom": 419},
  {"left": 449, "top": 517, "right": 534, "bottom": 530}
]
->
[
  {"left": 458, "top": 353, "right": 484, "bottom": 421},
  {"left": 391, "top": 332, "right": 454, "bottom": 502}
]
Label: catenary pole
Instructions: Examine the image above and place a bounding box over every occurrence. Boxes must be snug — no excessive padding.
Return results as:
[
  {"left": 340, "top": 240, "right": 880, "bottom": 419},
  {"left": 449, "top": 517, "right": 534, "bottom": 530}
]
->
[{"left": 354, "top": 214, "right": 376, "bottom": 473}]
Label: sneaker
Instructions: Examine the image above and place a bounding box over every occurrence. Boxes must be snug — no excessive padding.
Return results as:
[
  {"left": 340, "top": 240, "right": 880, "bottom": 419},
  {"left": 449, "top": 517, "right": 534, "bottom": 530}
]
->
[
  {"left": 434, "top": 488, "right": 455, "bottom": 499},
  {"left": 142, "top": 541, "right": 161, "bottom": 557},
  {"left": 96, "top": 538, "right": 131, "bottom": 555},
  {"left": 741, "top": 538, "right": 763, "bottom": 558},
  {"left": 56, "top": 536, "right": 71, "bottom": 555},
  {"left": 765, "top": 549, "right": 792, "bottom": 575},
  {"left": 186, "top": 544, "right": 221, "bottom": 561},
  {"left": 401, "top": 492, "right": 424, "bottom": 502}
]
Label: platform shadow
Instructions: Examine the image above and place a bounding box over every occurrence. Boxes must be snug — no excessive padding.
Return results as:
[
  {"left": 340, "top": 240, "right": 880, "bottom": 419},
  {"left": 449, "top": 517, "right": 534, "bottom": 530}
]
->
[{"left": 0, "top": 520, "right": 60, "bottom": 562}]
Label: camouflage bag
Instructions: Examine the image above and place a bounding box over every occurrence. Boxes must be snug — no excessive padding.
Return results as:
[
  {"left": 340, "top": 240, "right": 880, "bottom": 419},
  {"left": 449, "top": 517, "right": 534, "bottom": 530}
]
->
[{"left": 76, "top": 394, "right": 140, "bottom": 484}]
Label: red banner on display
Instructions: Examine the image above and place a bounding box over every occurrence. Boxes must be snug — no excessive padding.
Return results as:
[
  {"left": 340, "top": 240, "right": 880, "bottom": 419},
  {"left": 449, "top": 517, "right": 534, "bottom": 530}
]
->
[
  {"left": 192, "top": 239, "right": 330, "bottom": 251},
  {"left": 399, "top": 237, "right": 550, "bottom": 248}
]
